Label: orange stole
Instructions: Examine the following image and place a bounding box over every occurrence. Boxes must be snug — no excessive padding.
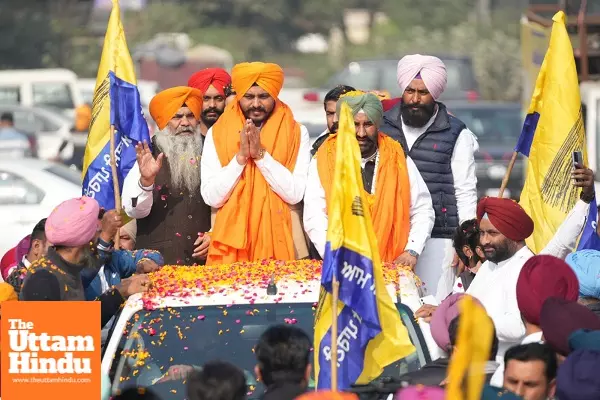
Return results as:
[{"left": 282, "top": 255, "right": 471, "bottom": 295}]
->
[
  {"left": 208, "top": 101, "right": 301, "bottom": 264},
  {"left": 316, "top": 133, "right": 411, "bottom": 261}
]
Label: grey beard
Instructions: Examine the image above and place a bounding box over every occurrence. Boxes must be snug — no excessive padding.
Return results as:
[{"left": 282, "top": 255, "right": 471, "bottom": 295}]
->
[{"left": 154, "top": 127, "right": 202, "bottom": 193}]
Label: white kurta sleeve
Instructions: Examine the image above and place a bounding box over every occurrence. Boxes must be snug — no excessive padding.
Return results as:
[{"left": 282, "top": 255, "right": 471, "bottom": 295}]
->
[
  {"left": 200, "top": 127, "right": 246, "bottom": 208},
  {"left": 405, "top": 157, "right": 435, "bottom": 255},
  {"left": 451, "top": 129, "right": 479, "bottom": 223},
  {"left": 122, "top": 161, "right": 153, "bottom": 219},
  {"left": 255, "top": 124, "right": 311, "bottom": 205},
  {"left": 539, "top": 199, "right": 590, "bottom": 259},
  {"left": 303, "top": 157, "right": 328, "bottom": 258}
]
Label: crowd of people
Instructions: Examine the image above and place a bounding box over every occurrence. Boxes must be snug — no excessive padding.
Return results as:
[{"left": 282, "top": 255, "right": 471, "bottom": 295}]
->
[{"left": 0, "top": 54, "right": 599, "bottom": 399}]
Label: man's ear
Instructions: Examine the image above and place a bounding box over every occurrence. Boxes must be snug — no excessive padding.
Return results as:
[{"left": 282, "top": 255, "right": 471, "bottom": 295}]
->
[
  {"left": 304, "top": 364, "right": 312, "bottom": 383},
  {"left": 475, "top": 246, "right": 485, "bottom": 259},
  {"left": 548, "top": 378, "right": 556, "bottom": 399},
  {"left": 254, "top": 365, "right": 262, "bottom": 382}
]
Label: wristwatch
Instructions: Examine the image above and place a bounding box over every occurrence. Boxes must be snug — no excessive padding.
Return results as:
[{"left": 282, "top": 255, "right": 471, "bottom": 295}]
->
[{"left": 406, "top": 250, "right": 419, "bottom": 258}]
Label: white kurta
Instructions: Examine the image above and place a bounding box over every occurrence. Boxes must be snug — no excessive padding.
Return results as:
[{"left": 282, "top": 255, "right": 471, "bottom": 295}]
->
[
  {"left": 303, "top": 154, "right": 435, "bottom": 259},
  {"left": 466, "top": 246, "right": 533, "bottom": 359},
  {"left": 200, "top": 125, "right": 312, "bottom": 208},
  {"left": 401, "top": 109, "right": 479, "bottom": 300}
]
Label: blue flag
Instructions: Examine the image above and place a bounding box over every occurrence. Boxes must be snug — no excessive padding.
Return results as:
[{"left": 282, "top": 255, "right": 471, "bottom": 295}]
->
[{"left": 577, "top": 197, "right": 600, "bottom": 251}]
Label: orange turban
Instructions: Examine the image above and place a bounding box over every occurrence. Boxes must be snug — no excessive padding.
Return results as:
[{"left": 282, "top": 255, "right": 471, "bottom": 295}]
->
[
  {"left": 188, "top": 68, "right": 231, "bottom": 96},
  {"left": 296, "top": 391, "right": 358, "bottom": 400},
  {"left": 149, "top": 86, "right": 202, "bottom": 130},
  {"left": 231, "top": 62, "right": 284, "bottom": 99}
]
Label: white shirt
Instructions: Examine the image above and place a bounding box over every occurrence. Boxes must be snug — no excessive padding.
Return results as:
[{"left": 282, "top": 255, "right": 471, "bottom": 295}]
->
[
  {"left": 303, "top": 154, "right": 435, "bottom": 258},
  {"left": 401, "top": 109, "right": 479, "bottom": 223},
  {"left": 467, "top": 246, "right": 533, "bottom": 358},
  {"left": 200, "top": 125, "right": 311, "bottom": 208},
  {"left": 122, "top": 162, "right": 154, "bottom": 219}
]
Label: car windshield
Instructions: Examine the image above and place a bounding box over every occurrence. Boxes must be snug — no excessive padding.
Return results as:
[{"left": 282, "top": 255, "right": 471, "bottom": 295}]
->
[
  {"left": 449, "top": 106, "right": 523, "bottom": 145},
  {"left": 108, "top": 302, "right": 425, "bottom": 399},
  {"left": 43, "top": 164, "right": 82, "bottom": 186}
]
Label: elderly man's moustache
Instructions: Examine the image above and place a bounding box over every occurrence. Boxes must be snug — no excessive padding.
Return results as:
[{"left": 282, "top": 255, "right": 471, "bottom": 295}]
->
[{"left": 176, "top": 126, "right": 194, "bottom": 134}]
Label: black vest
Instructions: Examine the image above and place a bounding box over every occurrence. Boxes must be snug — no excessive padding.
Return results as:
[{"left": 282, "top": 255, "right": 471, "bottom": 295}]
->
[
  {"left": 136, "top": 137, "right": 211, "bottom": 265},
  {"left": 380, "top": 103, "right": 465, "bottom": 239}
]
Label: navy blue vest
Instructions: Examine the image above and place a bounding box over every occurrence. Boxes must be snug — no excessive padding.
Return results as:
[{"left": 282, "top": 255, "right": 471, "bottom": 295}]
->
[{"left": 380, "top": 103, "right": 465, "bottom": 239}]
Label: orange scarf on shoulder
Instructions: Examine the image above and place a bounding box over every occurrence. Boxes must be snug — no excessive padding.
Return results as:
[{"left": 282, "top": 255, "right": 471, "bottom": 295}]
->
[
  {"left": 208, "top": 101, "right": 301, "bottom": 264},
  {"left": 316, "top": 133, "right": 411, "bottom": 261}
]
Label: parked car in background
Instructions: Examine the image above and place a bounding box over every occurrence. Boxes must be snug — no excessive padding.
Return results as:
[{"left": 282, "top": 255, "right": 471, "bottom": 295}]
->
[
  {"left": 0, "top": 158, "right": 82, "bottom": 255},
  {"left": 445, "top": 101, "right": 524, "bottom": 200},
  {"left": 0, "top": 68, "right": 83, "bottom": 119},
  {"left": 303, "top": 57, "right": 480, "bottom": 104},
  {"left": 293, "top": 106, "right": 327, "bottom": 146},
  {"left": 0, "top": 105, "right": 75, "bottom": 163}
]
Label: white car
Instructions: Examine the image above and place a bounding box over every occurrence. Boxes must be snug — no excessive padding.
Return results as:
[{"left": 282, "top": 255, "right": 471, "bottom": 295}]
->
[
  {"left": 102, "top": 264, "right": 442, "bottom": 399},
  {"left": 0, "top": 159, "right": 82, "bottom": 255},
  {"left": 0, "top": 105, "right": 75, "bottom": 162}
]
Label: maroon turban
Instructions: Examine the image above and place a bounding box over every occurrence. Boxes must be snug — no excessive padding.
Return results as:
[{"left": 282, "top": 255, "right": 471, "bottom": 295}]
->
[
  {"left": 517, "top": 255, "right": 579, "bottom": 326},
  {"left": 540, "top": 298, "right": 600, "bottom": 356},
  {"left": 187, "top": 68, "right": 232, "bottom": 96},
  {"left": 477, "top": 197, "right": 534, "bottom": 241}
]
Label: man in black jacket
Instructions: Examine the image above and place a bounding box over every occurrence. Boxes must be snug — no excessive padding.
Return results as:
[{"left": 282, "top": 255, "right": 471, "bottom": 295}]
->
[
  {"left": 380, "top": 54, "right": 479, "bottom": 301},
  {"left": 255, "top": 325, "right": 312, "bottom": 400}
]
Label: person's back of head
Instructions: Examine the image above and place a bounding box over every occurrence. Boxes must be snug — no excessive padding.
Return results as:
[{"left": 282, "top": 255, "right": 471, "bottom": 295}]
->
[
  {"left": 186, "top": 360, "right": 246, "bottom": 400},
  {"left": 112, "top": 387, "right": 162, "bottom": 400},
  {"left": 448, "top": 315, "right": 499, "bottom": 360},
  {"left": 452, "top": 219, "right": 483, "bottom": 267},
  {"left": 0, "top": 112, "right": 13, "bottom": 126},
  {"left": 324, "top": 85, "right": 356, "bottom": 105},
  {"left": 254, "top": 324, "right": 312, "bottom": 388},
  {"left": 28, "top": 218, "right": 48, "bottom": 262}
]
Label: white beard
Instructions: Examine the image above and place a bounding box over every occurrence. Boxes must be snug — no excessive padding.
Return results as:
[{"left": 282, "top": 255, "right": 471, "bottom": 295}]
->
[{"left": 154, "top": 126, "right": 202, "bottom": 194}]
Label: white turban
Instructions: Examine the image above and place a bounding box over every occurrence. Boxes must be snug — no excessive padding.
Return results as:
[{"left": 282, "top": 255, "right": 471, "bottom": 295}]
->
[{"left": 396, "top": 54, "right": 448, "bottom": 100}]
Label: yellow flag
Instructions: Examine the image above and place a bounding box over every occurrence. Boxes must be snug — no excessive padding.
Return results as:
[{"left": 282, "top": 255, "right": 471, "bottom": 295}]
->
[
  {"left": 446, "top": 296, "right": 493, "bottom": 400},
  {"left": 518, "top": 11, "right": 586, "bottom": 253},
  {"left": 314, "top": 103, "right": 415, "bottom": 390},
  {"left": 82, "top": 0, "right": 137, "bottom": 177}
]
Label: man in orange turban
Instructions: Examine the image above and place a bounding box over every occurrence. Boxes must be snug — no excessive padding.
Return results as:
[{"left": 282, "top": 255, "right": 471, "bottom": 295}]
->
[
  {"left": 304, "top": 91, "right": 434, "bottom": 265},
  {"left": 200, "top": 62, "right": 311, "bottom": 264},
  {"left": 122, "top": 87, "right": 212, "bottom": 265},
  {"left": 187, "top": 68, "right": 232, "bottom": 137}
]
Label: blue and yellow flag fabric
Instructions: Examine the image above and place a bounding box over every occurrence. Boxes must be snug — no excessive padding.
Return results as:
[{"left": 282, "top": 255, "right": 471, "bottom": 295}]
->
[
  {"left": 577, "top": 197, "right": 600, "bottom": 250},
  {"left": 516, "top": 11, "right": 587, "bottom": 253},
  {"left": 313, "top": 103, "right": 415, "bottom": 390},
  {"left": 82, "top": 0, "right": 150, "bottom": 210}
]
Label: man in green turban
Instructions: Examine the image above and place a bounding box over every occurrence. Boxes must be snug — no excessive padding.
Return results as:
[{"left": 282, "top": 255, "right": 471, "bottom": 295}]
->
[{"left": 303, "top": 90, "right": 434, "bottom": 269}]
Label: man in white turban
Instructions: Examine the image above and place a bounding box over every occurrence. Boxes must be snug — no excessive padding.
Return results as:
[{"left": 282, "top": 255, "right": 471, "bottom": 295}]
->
[{"left": 380, "top": 54, "right": 479, "bottom": 302}]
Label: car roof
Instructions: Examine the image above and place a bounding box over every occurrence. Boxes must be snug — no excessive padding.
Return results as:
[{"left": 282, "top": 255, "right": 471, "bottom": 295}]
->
[
  {"left": 0, "top": 157, "right": 66, "bottom": 171},
  {"left": 0, "top": 104, "right": 72, "bottom": 123}
]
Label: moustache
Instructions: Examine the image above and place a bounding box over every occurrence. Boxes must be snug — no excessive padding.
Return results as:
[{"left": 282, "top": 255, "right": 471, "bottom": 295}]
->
[
  {"left": 330, "top": 121, "right": 339, "bottom": 133},
  {"left": 401, "top": 103, "right": 428, "bottom": 111},
  {"left": 249, "top": 106, "right": 266, "bottom": 113},
  {"left": 203, "top": 107, "right": 221, "bottom": 116},
  {"left": 176, "top": 126, "right": 194, "bottom": 134}
]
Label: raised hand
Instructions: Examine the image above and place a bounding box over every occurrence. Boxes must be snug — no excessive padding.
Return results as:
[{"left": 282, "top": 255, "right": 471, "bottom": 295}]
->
[
  {"left": 136, "top": 141, "right": 164, "bottom": 186},
  {"left": 237, "top": 120, "right": 251, "bottom": 165},
  {"left": 247, "top": 120, "right": 261, "bottom": 159}
]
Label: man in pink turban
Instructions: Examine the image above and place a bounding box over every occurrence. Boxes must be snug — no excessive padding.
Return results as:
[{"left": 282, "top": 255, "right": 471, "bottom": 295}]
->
[
  {"left": 380, "top": 54, "right": 479, "bottom": 303},
  {"left": 20, "top": 197, "right": 151, "bottom": 328},
  {"left": 187, "top": 68, "right": 232, "bottom": 137}
]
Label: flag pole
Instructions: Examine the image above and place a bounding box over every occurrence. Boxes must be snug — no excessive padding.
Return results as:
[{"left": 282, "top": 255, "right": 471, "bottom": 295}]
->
[
  {"left": 331, "top": 276, "right": 339, "bottom": 391},
  {"left": 109, "top": 124, "right": 122, "bottom": 249},
  {"left": 498, "top": 151, "right": 518, "bottom": 198},
  {"left": 110, "top": 0, "right": 121, "bottom": 249}
]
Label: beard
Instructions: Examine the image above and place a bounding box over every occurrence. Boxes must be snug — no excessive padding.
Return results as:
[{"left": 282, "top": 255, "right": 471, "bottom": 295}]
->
[
  {"left": 154, "top": 126, "right": 202, "bottom": 193},
  {"left": 201, "top": 106, "right": 224, "bottom": 128},
  {"left": 482, "top": 239, "right": 516, "bottom": 264},
  {"left": 401, "top": 102, "right": 436, "bottom": 127}
]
